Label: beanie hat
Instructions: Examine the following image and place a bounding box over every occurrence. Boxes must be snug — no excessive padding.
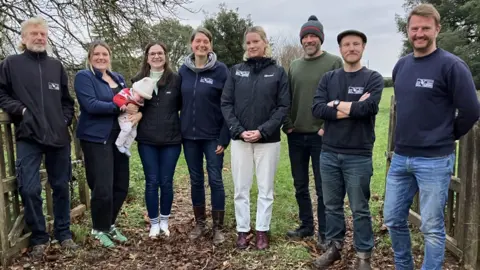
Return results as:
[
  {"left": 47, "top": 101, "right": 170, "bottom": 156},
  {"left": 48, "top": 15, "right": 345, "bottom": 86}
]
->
[
  {"left": 132, "top": 77, "right": 155, "bottom": 100},
  {"left": 299, "top": 15, "right": 325, "bottom": 44}
]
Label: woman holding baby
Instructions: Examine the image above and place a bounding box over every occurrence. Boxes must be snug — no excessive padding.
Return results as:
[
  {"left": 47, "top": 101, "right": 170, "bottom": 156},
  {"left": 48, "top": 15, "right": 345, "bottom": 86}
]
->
[{"left": 74, "top": 40, "right": 142, "bottom": 247}]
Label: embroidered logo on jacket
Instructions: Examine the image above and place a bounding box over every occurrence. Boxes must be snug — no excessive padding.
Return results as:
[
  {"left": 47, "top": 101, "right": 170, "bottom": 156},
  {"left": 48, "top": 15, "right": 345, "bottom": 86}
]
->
[
  {"left": 348, "top": 86, "right": 364, "bottom": 94},
  {"left": 48, "top": 82, "right": 60, "bottom": 91},
  {"left": 264, "top": 74, "right": 274, "bottom": 77},
  {"left": 200, "top": 77, "right": 213, "bottom": 84},
  {"left": 415, "top": 78, "right": 434, "bottom": 88},
  {"left": 235, "top": 70, "right": 250, "bottom": 77}
]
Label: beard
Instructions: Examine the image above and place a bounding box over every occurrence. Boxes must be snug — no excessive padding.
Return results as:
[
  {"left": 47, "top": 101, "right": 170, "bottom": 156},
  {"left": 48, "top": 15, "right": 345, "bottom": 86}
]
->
[
  {"left": 27, "top": 43, "right": 46, "bottom": 52},
  {"left": 410, "top": 36, "right": 434, "bottom": 52},
  {"left": 304, "top": 43, "right": 320, "bottom": 57}
]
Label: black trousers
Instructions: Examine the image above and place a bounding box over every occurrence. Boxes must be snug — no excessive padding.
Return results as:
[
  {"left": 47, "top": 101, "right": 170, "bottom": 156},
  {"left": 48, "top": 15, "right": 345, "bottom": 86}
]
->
[
  {"left": 80, "top": 132, "right": 129, "bottom": 232},
  {"left": 16, "top": 139, "right": 72, "bottom": 246},
  {"left": 287, "top": 132, "right": 325, "bottom": 235}
]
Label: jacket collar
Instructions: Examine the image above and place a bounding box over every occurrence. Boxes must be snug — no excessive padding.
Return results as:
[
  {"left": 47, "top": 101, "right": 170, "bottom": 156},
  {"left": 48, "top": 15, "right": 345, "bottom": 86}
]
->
[
  {"left": 92, "top": 68, "right": 125, "bottom": 88},
  {"left": 23, "top": 49, "right": 48, "bottom": 60}
]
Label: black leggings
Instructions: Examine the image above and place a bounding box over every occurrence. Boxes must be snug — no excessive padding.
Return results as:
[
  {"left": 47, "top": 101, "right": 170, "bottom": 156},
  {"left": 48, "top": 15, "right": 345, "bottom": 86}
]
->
[{"left": 80, "top": 133, "right": 129, "bottom": 232}]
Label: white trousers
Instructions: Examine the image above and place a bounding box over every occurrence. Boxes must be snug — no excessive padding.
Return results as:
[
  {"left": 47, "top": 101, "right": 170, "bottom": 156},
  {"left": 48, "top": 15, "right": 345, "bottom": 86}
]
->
[
  {"left": 115, "top": 113, "right": 137, "bottom": 149},
  {"left": 231, "top": 140, "right": 281, "bottom": 232}
]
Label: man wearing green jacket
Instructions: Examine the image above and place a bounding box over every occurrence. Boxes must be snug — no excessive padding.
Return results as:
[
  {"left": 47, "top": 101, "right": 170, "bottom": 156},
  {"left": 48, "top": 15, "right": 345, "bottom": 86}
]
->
[{"left": 283, "top": 15, "right": 343, "bottom": 250}]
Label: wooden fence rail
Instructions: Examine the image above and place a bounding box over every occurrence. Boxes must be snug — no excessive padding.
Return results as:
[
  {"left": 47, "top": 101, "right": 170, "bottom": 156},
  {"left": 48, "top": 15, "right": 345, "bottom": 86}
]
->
[
  {"left": 384, "top": 95, "right": 480, "bottom": 269},
  {"left": 0, "top": 111, "right": 88, "bottom": 268}
]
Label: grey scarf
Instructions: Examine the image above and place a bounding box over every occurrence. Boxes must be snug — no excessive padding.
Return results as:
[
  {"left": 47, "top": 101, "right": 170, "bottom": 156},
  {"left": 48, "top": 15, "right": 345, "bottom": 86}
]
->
[{"left": 184, "top": 52, "right": 217, "bottom": 73}]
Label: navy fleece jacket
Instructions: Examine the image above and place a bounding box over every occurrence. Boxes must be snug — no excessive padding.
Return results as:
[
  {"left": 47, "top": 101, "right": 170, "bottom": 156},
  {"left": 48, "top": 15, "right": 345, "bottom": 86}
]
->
[{"left": 179, "top": 61, "right": 231, "bottom": 147}]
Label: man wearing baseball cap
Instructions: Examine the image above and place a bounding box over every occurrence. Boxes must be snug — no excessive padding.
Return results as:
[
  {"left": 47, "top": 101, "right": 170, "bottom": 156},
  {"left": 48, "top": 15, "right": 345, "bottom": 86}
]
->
[
  {"left": 283, "top": 15, "right": 343, "bottom": 251},
  {"left": 311, "top": 29, "right": 383, "bottom": 269}
]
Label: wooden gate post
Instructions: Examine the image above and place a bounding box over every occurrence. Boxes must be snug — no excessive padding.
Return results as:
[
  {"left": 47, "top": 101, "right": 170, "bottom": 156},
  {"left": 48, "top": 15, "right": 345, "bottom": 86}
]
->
[{"left": 458, "top": 122, "right": 480, "bottom": 270}]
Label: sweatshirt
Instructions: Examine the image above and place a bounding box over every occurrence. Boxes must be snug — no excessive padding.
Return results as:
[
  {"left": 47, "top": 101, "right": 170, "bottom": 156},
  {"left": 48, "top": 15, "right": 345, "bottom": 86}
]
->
[
  {"left": 392, "top": 48, "right": 480, "bottom": 157},
  {"left": 312, "top": 67, "right": 384, "bottom": 156},
  {"left": 283, "top": 52, "right": 343, "bottom": 133}
]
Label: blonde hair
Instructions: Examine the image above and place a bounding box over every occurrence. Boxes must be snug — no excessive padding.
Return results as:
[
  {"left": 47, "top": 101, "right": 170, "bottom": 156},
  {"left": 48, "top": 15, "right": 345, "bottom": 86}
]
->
[
  {"left": 85, "top": 40, "right": 113, "bottom": 73},
  {"left": 407, "top": 3, "right": 441, "bottom": 27},
  {"left": 18, "top": 16, "right": 49, "bottom": 51},
  {"left": 242, "top": 26, "right": 273, "bottom": 61}
]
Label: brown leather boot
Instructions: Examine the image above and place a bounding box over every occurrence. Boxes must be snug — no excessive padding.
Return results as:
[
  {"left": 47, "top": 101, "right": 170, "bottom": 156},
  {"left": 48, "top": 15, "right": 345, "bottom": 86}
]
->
[
  {"left": 236, "top": 232, "right": 249, "bottom": 249},
  {"left": 256, "top": 231, "right": 269, "bottom": 250},
  {"left": 189, "top": 206, "right": 208, "bottom": 240},
  {"left": 212, "top": 210, "right": 225, "bottom": 245}
]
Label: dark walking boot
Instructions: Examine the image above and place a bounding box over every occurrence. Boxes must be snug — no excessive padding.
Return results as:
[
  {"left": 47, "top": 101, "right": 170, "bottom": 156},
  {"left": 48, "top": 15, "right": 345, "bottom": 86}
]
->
[
  {"left": 29, "top": 244, "right": 47, "bottom": 260},
  {"left": 212, "top": 210, "right": 225, "bottom": 245},
  {"left": 312, "top": 242, "right": 341, "bottom": 269},
  {"left": 256, "top": 231, "right": 269, "bottom": 250},
  {"left": 317, "top": 233, "right": 328, "bottom": 252},
  {"left": 286, "top": 226, "right": 314, "bottom": 239},
  {"left": 189, "top": 206, "right": 208, "bottom": 240},
  {"left": 236, "top": 232, "right": 249, "bottom": 249},
  {"left": 355, "top": 252, "right": 372, "bottom": 270}
]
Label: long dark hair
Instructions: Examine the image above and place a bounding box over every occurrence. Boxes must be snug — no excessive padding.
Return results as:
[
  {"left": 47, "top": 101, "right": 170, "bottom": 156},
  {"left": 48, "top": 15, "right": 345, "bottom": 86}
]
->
[{"left": 131, "top": 41, "right": 173, "bottom": 87}]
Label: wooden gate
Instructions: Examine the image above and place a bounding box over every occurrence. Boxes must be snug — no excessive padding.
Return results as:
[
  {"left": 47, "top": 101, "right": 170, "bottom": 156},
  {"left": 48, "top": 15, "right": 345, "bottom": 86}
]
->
[
  {"left": 0, "top": 111, "right": 89, "bottom": 268},
  {"left": 384, "top": 95, "right": 480, "bottom": 269}
]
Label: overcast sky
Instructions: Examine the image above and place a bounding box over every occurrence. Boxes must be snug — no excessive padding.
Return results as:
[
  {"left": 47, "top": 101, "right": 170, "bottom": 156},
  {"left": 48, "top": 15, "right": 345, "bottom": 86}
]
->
[{"left": 176, "top": 0, "right": 408, "bottom": 77}]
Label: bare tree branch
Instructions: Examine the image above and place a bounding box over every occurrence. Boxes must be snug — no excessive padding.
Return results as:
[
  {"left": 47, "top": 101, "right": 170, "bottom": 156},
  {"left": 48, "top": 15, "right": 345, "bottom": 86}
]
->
[{"left": 0, "top": 0, "right": 193, "bottom": 67}]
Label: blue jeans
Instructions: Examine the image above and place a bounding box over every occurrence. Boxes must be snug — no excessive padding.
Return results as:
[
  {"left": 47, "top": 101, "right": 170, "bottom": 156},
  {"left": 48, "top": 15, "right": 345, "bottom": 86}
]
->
[
  {"left": 138, "top": 143, "right": 181, "bottom": 219},
  {"left": 384, "top": 152, "right": 455, "bottom": 270},
  {"left": 287, "top": 132, "right": 325, "bottom": 234},
  {"left": 16, "top": 139, "right": 72, "bottom": 246},
  {"left": 183, "top": 139, "right": 225, "bottom": 211},
  {"left": 320, "top": 151, "right": 374, "bottom": 253}
]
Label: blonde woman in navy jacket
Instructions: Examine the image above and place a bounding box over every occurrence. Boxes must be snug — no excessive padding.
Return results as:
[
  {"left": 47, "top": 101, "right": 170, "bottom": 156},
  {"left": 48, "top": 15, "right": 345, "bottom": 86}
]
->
[
  {"left": 179, "top": 27, "right": 230, "bottom": 245},
  {"left": 74, "top": 41, "right": 142, "bottom": 248}
]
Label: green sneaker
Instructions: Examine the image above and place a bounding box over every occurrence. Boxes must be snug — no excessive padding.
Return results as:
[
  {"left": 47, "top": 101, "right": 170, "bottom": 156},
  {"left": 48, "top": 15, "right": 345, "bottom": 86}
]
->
[
  {"left": 92, "top": 230, "right": 115, "bottom": 248},
  {"left": 108, "top": 226, "right": 128, "bottom": 243}
]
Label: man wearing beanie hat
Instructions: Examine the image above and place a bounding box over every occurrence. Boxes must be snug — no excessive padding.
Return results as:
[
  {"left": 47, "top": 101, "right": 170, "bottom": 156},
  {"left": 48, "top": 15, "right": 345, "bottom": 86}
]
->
[
  {"left": 311, "top": 30, "right": 383, "bottom": 270},
  {"left": 113, "top": 77, "right": 155, "bottom": 156},
  {"left": 283, "top": 15, "right": 343, "bottom": 251}
]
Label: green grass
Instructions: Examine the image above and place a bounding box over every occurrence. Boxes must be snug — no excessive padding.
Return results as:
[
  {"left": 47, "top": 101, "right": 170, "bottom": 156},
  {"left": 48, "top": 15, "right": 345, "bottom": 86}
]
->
[{"left": 70, "top": 87, "right": 396, "bottom": 268}]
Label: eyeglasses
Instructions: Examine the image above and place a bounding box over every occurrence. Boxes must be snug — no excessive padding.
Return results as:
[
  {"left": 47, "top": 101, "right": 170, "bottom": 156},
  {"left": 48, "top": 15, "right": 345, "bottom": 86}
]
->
[{"left": 148, "top": 52, "right": 164, "bottom": 57}]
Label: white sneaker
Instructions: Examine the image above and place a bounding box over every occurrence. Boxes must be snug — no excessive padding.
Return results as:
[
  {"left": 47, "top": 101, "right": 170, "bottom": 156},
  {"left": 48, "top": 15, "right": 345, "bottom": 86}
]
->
[
  {"left": 160, "top": 219, "right": 170, "bottom": 237},
  {"left": 149, "top": 224, "right": 160, "bottom": 239}
]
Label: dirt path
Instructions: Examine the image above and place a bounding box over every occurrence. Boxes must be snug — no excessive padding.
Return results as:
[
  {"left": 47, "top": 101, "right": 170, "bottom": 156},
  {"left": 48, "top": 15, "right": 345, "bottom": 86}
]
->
[{"left": 8, "top": 185, "right": 461, "bottom": 270}]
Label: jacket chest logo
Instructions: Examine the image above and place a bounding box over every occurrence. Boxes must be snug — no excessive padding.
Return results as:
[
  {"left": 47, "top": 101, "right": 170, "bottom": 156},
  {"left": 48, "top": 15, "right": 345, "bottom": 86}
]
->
[
  {"left": 48, "top": 82, "right": 60, "bottom": 91},
  {"left": 200, "top": 77, "right": 213, "bottom": 84},
  {"left": 415, "top": 78, "right": 434, "bottom": 89},
  {"left": 235, "top": 70, "right": 250, "bottom": 77},
  {"left": 348, "top": 86, "right": 364, "bottom": 94},
  {"left": 264, "top": 73, "right": 274, "bottom": 77}
]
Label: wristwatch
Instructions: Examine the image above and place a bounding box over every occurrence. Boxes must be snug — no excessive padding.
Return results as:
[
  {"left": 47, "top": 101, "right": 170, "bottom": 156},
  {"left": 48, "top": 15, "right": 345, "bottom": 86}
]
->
[{"left": 333, "top": 100, "right": 340, "bottom": 108}]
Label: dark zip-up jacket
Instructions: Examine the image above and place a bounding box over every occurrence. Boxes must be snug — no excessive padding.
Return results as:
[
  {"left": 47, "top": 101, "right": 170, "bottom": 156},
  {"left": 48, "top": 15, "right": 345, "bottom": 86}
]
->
[
  {"left": 179, "top": 61, "right": 230, "bottom": 147},
  {"left": 0, "top": 49, "right": 75, "bottom": 147},
  {"left": 312, "top": 67, "right": 384, "bottom": 156},
  {"left": 74, "top": 68, "right": 127, "bottom": 143},
  {"left": 221, "top": 58, "right": 290, "bottom": 143},
  {"left": 133, "top": 72, "right": 182, "bottom": 145}
]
